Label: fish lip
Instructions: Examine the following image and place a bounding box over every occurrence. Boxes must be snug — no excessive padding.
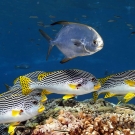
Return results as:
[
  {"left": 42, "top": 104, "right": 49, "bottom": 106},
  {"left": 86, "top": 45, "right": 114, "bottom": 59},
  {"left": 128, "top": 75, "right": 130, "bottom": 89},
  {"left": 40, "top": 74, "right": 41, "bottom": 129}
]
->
[{"left": 94, "top": 82, "right": 101, "bottom": 90}]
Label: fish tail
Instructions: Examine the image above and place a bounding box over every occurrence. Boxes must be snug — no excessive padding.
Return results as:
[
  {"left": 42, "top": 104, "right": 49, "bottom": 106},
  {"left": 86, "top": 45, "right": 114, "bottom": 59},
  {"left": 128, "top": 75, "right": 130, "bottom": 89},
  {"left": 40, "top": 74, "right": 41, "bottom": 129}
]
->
[
  {"left": 39, "top": 29, "right": 53, "bottom": 60},
  {"left": 19, "top": 76, "right": 33, "bottom": 95}
]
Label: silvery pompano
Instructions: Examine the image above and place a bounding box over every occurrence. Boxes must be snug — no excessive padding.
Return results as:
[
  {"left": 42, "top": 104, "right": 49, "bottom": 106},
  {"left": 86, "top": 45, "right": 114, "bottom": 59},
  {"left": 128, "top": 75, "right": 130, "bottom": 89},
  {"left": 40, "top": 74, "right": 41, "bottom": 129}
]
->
[
  {"left": 19, "top": 69, "right": 101, "bottom": 100},
  {"left": 39, "top": 21, "right": 104, "bottom": 63},
  {"left": 93, "top": 70, "right": 135, "bottom": 103}
]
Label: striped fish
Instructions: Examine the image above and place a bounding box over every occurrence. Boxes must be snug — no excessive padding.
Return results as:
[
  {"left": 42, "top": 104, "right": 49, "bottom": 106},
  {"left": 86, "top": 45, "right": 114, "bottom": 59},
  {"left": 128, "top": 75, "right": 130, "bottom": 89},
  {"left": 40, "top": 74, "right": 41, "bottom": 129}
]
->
[
  {"left": 13, "top": 71, "right": 45, "bottom": 85},
  {"left": 0, "top": 124, "right": 9, "bottom": 135},
  {"left": 0, "top": 86, "right": 45, "bottom": 135},
  {"left": 19, "top": 69, "right": 101, "bottom": 99},
  {"left": 9, "top": 71, "right": 52, "bottom": 96},
  {"left": 93, "top": 70, "right": 135, "bottom": 103}
]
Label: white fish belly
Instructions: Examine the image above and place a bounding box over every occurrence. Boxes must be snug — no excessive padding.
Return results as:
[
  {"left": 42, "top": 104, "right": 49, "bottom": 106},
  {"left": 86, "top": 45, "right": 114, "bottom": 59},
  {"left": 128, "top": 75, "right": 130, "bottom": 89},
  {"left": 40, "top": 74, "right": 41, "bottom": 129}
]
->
[
  {"left": 0, "top": 108, "right": 39, "bottom": 124},
  {"left": 44, "top": 84, "right": 87, "bottom": 95},
  {"left": 99, "top": 84, "right": 135, "bottom": 95}
]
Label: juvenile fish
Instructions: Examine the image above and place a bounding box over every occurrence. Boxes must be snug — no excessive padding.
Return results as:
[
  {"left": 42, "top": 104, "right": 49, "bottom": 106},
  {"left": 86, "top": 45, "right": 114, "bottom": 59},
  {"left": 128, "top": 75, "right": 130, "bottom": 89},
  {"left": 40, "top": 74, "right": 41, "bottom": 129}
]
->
[
  {"left": 39, "top": 21, "right": 104, "bottom": 63},
  {"left": 19, "top": 69, "right": 101, "bottom": 99}
]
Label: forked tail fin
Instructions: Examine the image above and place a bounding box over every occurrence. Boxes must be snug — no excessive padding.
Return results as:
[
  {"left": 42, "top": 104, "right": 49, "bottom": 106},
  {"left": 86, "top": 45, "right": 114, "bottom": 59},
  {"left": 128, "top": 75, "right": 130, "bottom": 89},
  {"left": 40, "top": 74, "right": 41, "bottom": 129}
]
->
[{"left": 39, "top": 29, "right": 53, "bottom": 60}]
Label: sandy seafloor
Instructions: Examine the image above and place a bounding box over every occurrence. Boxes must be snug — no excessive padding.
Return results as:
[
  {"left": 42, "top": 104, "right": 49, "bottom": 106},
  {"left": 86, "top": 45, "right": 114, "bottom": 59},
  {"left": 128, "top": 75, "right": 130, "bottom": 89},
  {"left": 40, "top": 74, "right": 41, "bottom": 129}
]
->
[{"left": 1, "top": 98, "right": 135, "bottom": 135}]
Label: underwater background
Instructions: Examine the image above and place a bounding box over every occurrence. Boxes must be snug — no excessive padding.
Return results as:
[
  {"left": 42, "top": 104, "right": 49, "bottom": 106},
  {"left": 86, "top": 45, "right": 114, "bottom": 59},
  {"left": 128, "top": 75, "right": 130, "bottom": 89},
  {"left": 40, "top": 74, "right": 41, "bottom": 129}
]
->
[{"left": 0, "top": 0, "right": 135, "bottom": 104}]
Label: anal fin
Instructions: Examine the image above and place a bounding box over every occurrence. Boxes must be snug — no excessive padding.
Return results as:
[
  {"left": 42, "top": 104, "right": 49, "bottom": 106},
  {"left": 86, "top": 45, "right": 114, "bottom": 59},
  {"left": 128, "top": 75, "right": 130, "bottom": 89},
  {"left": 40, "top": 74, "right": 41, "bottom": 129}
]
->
[
  {"left": 63, "top": 94, "right": 75, "bottom": 100},
  {"left": 104, "top": 92, "right": 116, "bottom": 98}
]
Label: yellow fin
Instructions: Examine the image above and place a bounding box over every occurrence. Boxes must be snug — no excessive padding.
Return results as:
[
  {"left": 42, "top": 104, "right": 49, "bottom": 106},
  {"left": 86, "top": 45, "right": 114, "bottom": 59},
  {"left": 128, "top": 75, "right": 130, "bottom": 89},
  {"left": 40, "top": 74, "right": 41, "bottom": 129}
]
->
[
  {"left": 94, "top": 82, "right": 101, "bottom": 90},
  {"left": 104, "top": 92, "right": 116, "bottom": 98},
  {"left": 41, "top": 95, "right": 48, "bottom": 103},
  {"left": 8, "top": 122, "right": 20, "bottom": 135},
  {"left": 19, "top": 76, "right": 32, "bottom": 95},
  {"left": 38, "top": 72, "right": 53, "bottom": 81},
  {"left": 38, "top": 104, "right": 45, "bottom": 113},
  {"left": 123, "top": 92, "right": 135, "bottom": 103},
  {"left": 13, "top": 77, "right": 19, "bottom": 85},
  {"left": 42, "top": 89, "right": 52, "bottom": 95},
  {"left": 12, "top": 110, "right": 22, "bottom": 117},
  {"left": 93, "top": 92, "right": 99, "bottom": 102},
  {"left": 98, "top": 75, "right": 114, "bottom": 85},
  {"left": 124, "top": 80, "right": 135, "bottom": 87},
  {"left": 68, "top": 84, "right": 77, "bottom": 89},
  {"left": 63, "top": 94, "right": 75, "bottom": 100}
]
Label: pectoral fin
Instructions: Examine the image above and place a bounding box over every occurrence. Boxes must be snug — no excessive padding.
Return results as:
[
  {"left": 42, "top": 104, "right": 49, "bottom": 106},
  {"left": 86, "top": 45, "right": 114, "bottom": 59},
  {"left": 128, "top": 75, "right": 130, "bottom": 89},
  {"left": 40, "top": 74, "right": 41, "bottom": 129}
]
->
[
  {"left": 124, "top": 80, "right": 135, "bottom": 87},
  {"left": 19, "top": 76, "right": 32, "bottom": 95},
  {"left": 68, "top": 84, "right": 77, "bottom": 89},
  {"left": 63, "top": 94, "right": 75, "bottom": 100},
  {"left": 71, "top": 39, "right": 83, "bottom": 46},
  {"left": 41, "top": 95, "right": 48, "bottom": 103},
  {"left": 123, "top": 92, "right": 135, "bottom": 103},
  {"left": 12, "top": 110, "right": 23, "bottom": 117},
  {"left": 94, "top": 82, "right": 101, "bottom": 90},
  {"left": 38, "top": 104, "right": 45, "bottom": 113},
  {"left": 104, "top": 92, "right": 116, "bottom": 98}
]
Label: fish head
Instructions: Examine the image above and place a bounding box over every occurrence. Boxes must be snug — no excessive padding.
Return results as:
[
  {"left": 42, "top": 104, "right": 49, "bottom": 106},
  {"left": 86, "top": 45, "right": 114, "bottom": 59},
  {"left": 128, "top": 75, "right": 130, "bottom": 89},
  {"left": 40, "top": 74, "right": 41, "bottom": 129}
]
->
[
  {"left": 84, "top": 30, "right": 104, "bottom": 53},
  {"left": 81, "top": 77, "right": 101, "bottom": 93}
]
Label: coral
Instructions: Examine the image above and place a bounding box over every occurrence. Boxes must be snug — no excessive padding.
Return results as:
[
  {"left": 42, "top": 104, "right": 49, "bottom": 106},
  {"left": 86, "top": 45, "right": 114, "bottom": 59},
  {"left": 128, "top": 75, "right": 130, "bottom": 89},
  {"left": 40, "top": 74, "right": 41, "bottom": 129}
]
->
[
  {"left": 6, "top": 98, "right": 135, "bottom": 135},
  {"left": 32, "top": 109, "right": 135, "bottom": 135},
  {"left": 32, "top": 110, "right": 83, "bottom": 135}
]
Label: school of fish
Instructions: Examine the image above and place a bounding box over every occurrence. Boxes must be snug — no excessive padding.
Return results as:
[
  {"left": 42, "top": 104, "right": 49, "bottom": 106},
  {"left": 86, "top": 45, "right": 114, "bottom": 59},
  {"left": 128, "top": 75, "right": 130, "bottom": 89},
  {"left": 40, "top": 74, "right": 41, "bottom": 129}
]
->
[{"left": 1, "top": 21, "right": 135, "bottom": 135}]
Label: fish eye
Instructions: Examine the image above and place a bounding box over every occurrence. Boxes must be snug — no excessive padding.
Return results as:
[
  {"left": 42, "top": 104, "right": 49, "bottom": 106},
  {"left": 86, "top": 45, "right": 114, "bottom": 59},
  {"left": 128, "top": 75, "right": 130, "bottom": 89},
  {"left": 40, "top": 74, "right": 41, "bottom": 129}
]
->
[
  {"left": 93, "top": 40, "right": 97, "bottom": 45},
  {"left": 36, "top": 93, "right": 41, "bottom": 96},
  {"left": 91, "top": 77, "right": 96, "bottom": 82},
  {"left": 32, "top": 100, "right": 38, "bottom": 105}
]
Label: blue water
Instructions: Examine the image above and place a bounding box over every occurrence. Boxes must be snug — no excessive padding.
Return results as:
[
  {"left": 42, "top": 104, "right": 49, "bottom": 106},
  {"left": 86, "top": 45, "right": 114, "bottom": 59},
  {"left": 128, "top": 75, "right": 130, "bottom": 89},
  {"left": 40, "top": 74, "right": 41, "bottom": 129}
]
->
[{"left": 0, "top": 0, "right": 135, "bottom": 104}]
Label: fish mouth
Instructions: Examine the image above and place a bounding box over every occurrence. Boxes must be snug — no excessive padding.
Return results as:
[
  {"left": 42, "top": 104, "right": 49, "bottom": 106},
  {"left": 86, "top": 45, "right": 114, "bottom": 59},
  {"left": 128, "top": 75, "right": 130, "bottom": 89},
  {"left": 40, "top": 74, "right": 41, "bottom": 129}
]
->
[{"left": 94, "top": 83, "right": 101, "bottom": 91}]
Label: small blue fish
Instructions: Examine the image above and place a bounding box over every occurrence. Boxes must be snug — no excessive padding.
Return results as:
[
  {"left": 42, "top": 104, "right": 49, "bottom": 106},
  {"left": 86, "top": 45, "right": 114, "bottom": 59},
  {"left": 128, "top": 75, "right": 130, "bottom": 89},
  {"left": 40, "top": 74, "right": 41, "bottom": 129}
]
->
[{"left": 39, "top": 21, "right": 104, "bottom": 63}]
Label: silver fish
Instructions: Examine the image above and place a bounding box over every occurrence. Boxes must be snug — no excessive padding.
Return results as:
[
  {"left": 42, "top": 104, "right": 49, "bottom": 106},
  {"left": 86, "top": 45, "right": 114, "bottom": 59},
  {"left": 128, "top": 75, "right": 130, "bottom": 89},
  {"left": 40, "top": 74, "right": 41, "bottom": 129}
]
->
[{"left": 39, "top": 21, "right": 104, "bottom": 63}]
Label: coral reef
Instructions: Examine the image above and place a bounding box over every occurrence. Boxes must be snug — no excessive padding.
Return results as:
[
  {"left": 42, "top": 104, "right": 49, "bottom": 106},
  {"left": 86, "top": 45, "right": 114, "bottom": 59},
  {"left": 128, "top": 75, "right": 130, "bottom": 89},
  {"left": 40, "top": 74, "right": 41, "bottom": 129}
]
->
[{"left": 2, "top": 98, "right": 135, "bottom": 135}]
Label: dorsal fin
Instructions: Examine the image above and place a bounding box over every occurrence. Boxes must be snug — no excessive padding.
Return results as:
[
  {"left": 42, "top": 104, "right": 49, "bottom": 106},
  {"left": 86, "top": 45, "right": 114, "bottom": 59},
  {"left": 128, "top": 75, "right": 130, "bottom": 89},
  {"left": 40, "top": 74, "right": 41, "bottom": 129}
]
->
[
  {"left": 38, "top": 72, "right": 54, "bottom": 81},
  {"left": 51, "top": 21, "right": 71, "bottom": 25},
  {"left": 98, "top": 74, "right": 114, "bottom": 85}
]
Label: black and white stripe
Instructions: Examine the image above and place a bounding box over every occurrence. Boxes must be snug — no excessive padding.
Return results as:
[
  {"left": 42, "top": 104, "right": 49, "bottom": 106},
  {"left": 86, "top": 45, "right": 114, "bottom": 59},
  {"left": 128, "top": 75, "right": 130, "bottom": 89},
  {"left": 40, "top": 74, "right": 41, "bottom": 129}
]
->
[
  {"left": 102, "top": 70, "right": 135, "bottom": 89},
  {"left": 39, "top": 69, "right": 98, "bottom": 86}
]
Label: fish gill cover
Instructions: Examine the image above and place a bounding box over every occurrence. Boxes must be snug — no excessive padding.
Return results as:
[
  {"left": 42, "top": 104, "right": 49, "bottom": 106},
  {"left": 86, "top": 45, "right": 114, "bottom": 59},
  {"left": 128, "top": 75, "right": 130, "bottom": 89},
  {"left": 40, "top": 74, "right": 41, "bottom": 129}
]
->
[{"left": 0, "top": 0, "right": 135, "bottom": 104}]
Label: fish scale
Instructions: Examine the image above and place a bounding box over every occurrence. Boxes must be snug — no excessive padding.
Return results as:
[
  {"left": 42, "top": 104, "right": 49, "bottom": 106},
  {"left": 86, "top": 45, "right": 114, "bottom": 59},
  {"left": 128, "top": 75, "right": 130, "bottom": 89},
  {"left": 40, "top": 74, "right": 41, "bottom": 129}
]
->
[
  {"left": 14, "top": 71, "right": 45, "bottom": 85},
  {"left": 38, "top": 69, "right": 95, "bottom": 86},
  {"left": 0, "top": 86, "right": 45, "bottom": 124},
  {"left": 18, "top": 69, "right": 101, "bottom": 97},
  {"left": 93, "top": 70, "right": 135, "bottom": 103},
  {"left": 102, "top": 70, "right": 135, "bottom": 89},
  {"left": 39, "top": 21, "right": 103, "bottom": 63}
]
